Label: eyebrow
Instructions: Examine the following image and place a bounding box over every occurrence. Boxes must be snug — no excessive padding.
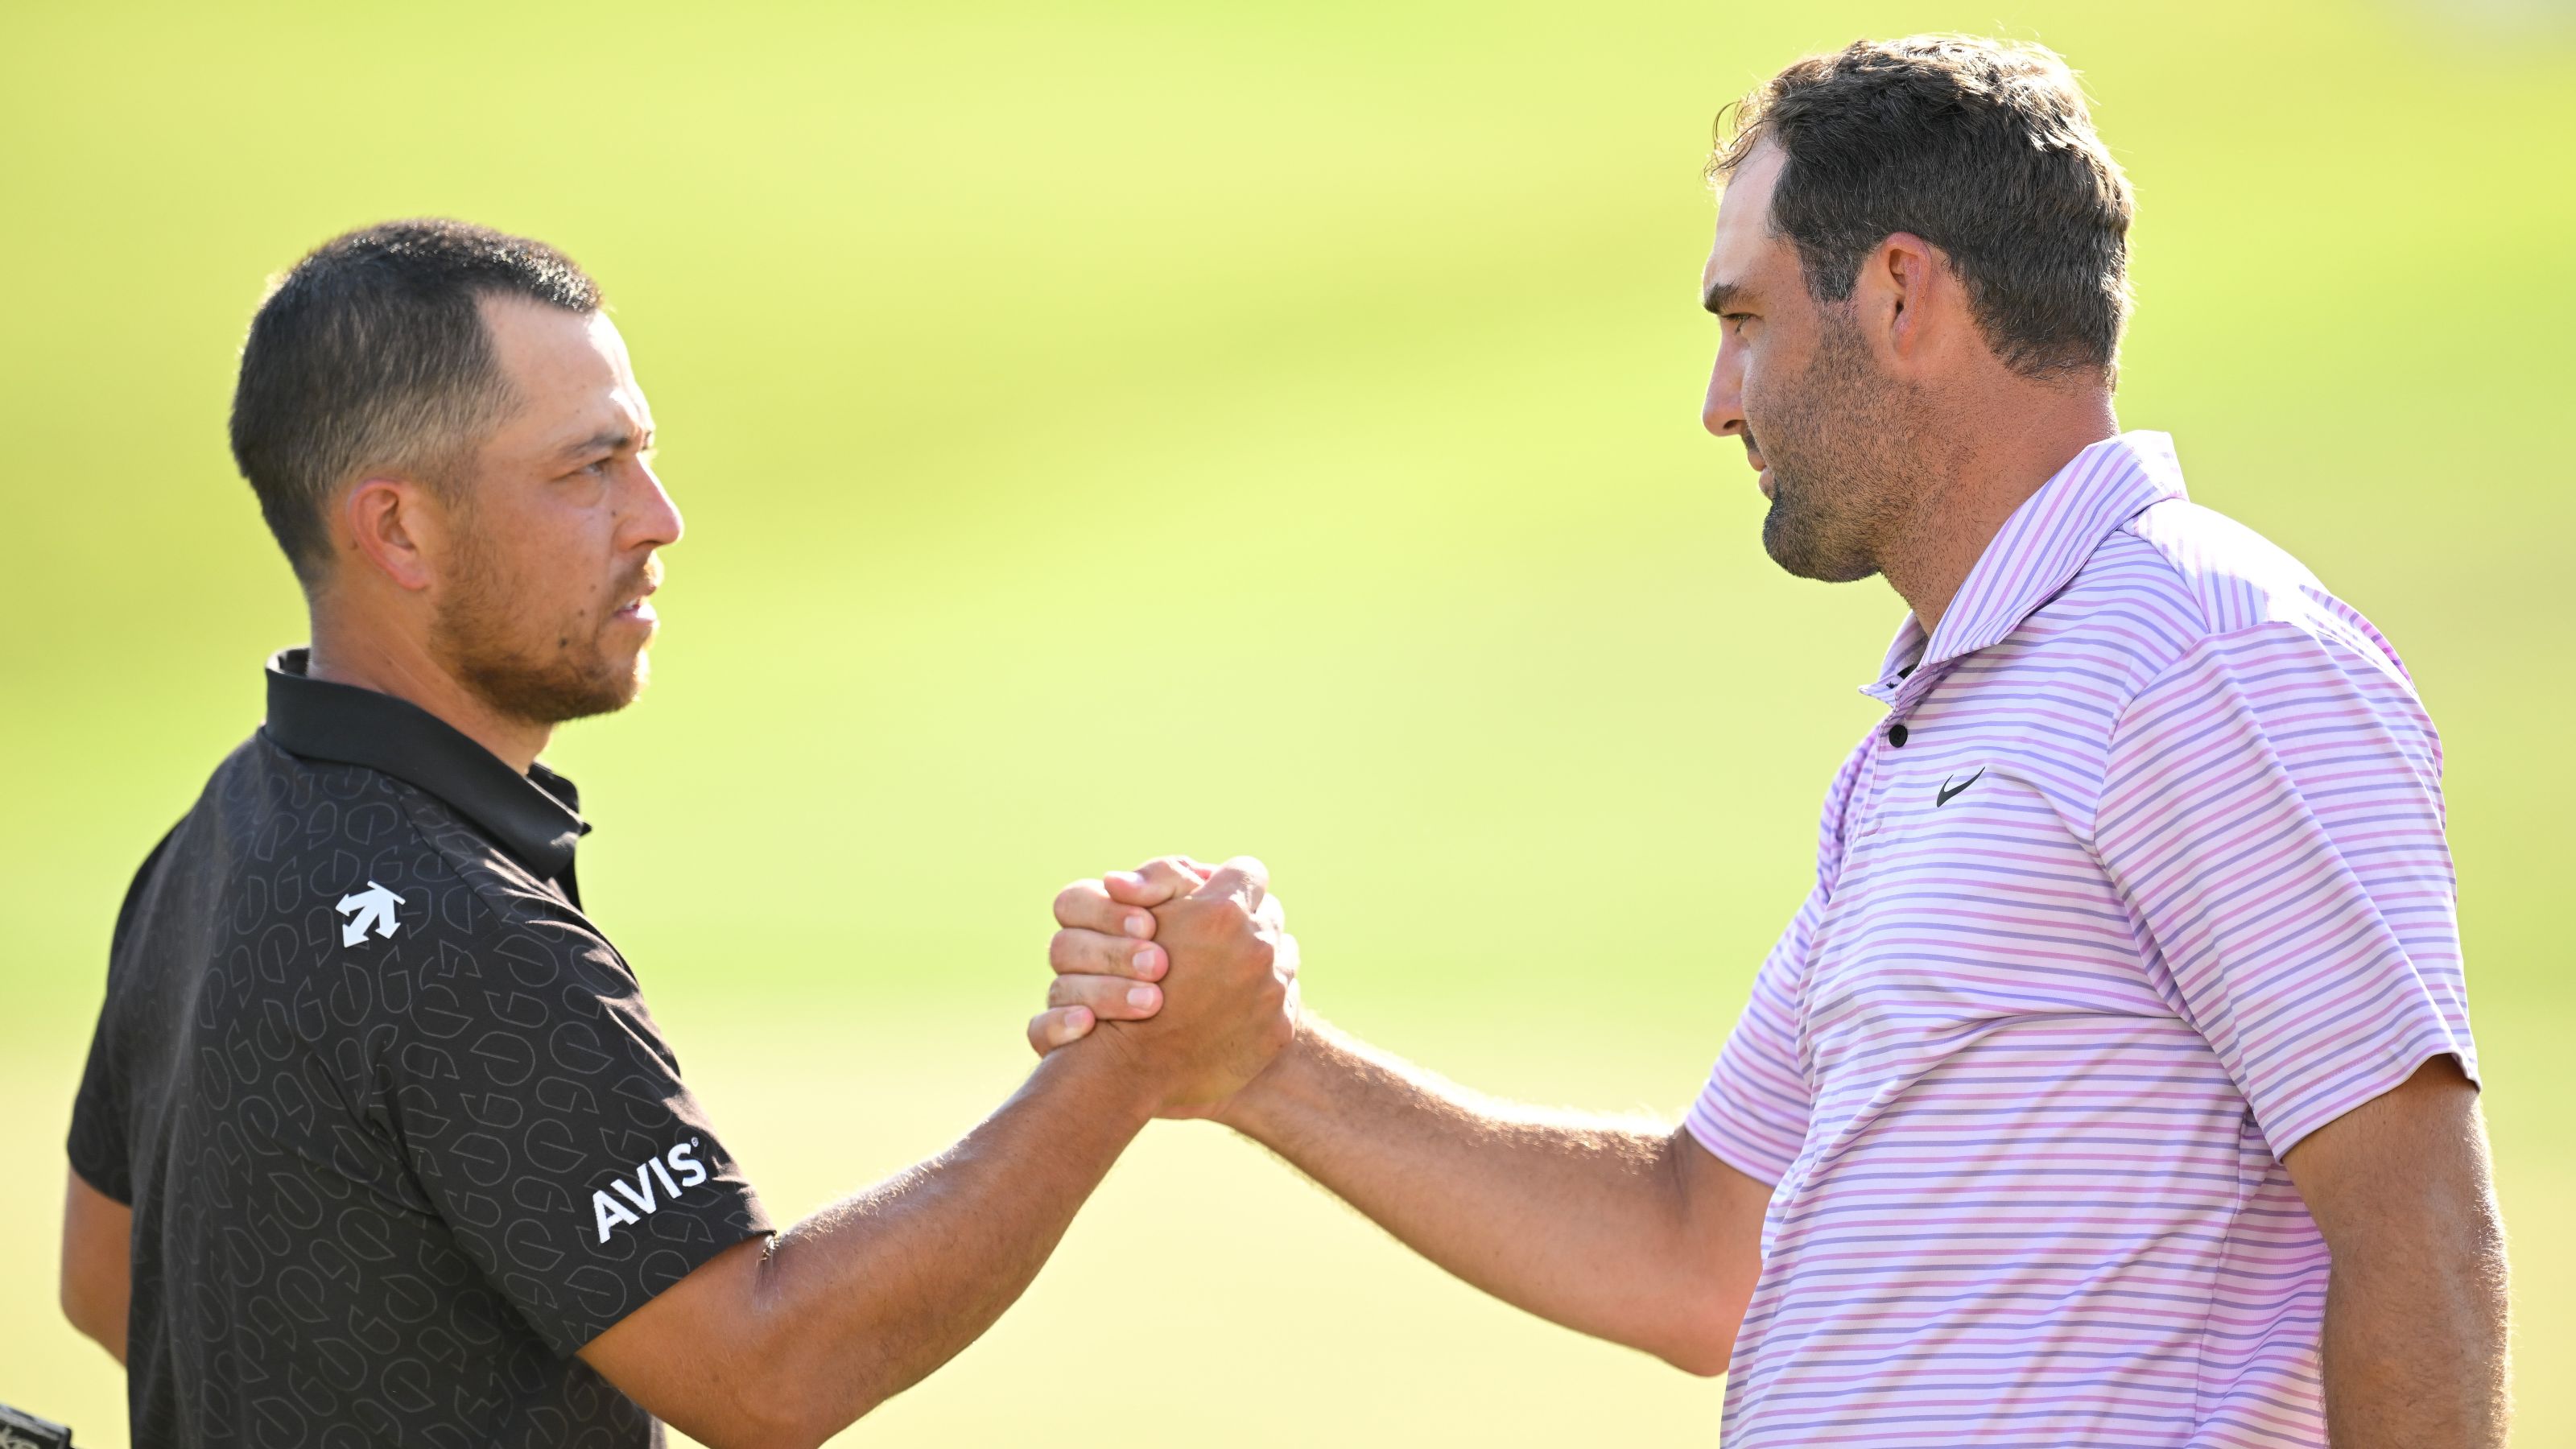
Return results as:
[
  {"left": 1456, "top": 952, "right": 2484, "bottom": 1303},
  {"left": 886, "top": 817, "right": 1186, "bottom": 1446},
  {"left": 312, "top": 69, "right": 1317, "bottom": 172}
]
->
[
  {"left": 555, "top": 427, "right": 651, "bottom": 461},
  {"left": 1703, "top": 279, "right": 1748, "bottom": 316}
]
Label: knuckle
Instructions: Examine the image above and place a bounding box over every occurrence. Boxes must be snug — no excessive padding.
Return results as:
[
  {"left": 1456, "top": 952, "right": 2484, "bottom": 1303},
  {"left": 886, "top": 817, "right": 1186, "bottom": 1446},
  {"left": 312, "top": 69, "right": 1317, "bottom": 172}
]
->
[
  {"left": 1053, "top": 976, "right": 1108, "bottom": 1010},
  {"left": 1236, "top": 935, "right": 1275, "bottom": 976}
]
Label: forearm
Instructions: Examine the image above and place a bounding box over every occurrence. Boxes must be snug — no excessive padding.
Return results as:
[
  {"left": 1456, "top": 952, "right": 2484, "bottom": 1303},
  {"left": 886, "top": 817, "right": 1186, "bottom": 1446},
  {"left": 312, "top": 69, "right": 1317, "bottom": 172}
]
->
[
  {"left": 1222, "top": 1016, "right": 1757, "bottom": 1372},
  {"left": 2318, "top": 1195, "right": 2509, "bottom": 1446},
  {"left": 655, "top": 1042, "right": 1157, "bottom": 1446}
]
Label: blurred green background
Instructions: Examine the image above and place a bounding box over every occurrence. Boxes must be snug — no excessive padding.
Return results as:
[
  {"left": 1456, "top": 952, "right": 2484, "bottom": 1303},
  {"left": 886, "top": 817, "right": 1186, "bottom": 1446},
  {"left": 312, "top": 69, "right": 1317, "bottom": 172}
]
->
[{"left": 4, "top": 0, "right": 2570, "bottom": 1442}]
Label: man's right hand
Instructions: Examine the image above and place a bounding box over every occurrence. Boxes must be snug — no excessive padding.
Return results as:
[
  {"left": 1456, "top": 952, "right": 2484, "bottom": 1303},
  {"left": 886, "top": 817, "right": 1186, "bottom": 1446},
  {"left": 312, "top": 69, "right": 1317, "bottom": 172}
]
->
[{"left": 1032, "top": 857, "right": 1298, "bottom": 1118}]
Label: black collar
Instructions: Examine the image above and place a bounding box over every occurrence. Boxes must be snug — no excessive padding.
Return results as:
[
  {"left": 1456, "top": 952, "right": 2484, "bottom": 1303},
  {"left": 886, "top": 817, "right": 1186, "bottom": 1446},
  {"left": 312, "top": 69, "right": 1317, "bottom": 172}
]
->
[{"left": 260, "top": 648, "right": 591, "bottom": 882}]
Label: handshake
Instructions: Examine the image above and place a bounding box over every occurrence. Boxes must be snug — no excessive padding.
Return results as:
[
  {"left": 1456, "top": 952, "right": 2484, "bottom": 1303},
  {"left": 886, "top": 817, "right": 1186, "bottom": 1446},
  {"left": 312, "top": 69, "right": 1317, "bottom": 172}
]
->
[
  {"left": 576, "top": 846, "right": 1755, "bottom": 1447},
  {"left": 1022, "top": 855, "right": 1302, "bottom": 1121}
]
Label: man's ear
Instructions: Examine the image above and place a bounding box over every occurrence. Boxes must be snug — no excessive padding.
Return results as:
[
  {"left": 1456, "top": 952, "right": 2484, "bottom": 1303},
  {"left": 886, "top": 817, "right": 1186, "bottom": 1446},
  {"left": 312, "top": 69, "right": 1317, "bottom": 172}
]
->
[
  {"left": 1859, "top": 231, "right": 1947, "bottom": 372},
  {"left": 341, "top": 477, "right": 442, "bottom": 592}
]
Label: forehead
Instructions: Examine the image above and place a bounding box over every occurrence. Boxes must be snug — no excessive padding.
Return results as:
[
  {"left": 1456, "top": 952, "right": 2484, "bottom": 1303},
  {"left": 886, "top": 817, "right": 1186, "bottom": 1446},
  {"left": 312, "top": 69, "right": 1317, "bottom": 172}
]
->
[
  {"left": 1703, "top": 140, "right": 1789, "bottom": 291},
  {"left": 478, "top": 296, "right": 649, "bottom": 439}
]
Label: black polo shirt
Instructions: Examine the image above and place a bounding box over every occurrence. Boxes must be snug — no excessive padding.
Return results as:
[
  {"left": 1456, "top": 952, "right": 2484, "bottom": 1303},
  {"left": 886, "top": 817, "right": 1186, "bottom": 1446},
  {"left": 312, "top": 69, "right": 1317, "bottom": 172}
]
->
[{"left": 68, "top": 650, "right": 770, "bottom": 1449}]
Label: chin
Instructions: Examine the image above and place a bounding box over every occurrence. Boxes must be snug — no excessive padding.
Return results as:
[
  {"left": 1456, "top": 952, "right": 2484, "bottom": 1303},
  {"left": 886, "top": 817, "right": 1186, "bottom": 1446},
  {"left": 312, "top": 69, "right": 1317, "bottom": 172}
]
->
[
  {"left": 581, "top": 650, "right": 651, "bottom": 718},
  {"left": 1761, "top": 502, "right": 1878, "bottom": 585}
]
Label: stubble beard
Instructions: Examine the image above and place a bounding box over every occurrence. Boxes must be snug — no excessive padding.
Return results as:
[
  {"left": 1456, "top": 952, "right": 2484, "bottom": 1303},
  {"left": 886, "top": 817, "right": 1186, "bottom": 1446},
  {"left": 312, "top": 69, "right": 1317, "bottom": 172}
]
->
[
  {"left": 1755, "top": 310, "right": 1926, "bottom": 585},
  {"left": 429, "top": 516, "right": 650, "bottom": 729}
]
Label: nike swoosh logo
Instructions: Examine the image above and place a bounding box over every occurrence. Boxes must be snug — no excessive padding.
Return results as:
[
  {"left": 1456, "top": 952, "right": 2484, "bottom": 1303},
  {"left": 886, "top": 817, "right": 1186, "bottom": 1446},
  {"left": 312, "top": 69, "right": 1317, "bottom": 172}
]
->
[{"left": 1936, "top": 768, "right": 1984, "bottom": 807}]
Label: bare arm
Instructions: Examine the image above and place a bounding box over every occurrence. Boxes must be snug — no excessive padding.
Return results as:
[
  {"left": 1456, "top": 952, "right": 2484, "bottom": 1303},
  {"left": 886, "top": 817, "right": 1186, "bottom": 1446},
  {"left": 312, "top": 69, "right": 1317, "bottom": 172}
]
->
[
  {"left": 1034, "top": 861, "right": 1768, "bottom": 1376},
  {"left": 580, "top": 1044, "right": 1156, "bottom": 1447},
  {"left": 59, "top": 1166, "right": 130, "bottom": 1365},
  {"left": 1224, "top": 1018, "right": 1768, "bottom": 1375},
  {"left": 582, "top": 859, "right": 1296, "bottom": 1449},
  {"left": 2282, "top": 1055, "right": 2509, "bottom": 1447}
]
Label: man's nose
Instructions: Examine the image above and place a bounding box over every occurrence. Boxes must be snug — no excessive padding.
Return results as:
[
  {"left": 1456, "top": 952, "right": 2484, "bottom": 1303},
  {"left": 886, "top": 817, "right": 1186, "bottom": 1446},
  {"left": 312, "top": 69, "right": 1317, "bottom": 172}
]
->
[
  {"left": 1703, "top": 350, "right": 1746, "bottom": 439},
  {"left": 626, "top": 461, "right": 685, "bottom": 548}
]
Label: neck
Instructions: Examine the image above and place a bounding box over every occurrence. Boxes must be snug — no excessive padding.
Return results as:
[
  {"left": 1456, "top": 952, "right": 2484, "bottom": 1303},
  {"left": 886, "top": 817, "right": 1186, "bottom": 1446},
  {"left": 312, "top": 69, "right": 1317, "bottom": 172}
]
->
[
  {"left": 1880, "top": 382, "right": 2120, "bottom": 639},
  {"left": 305, "top": 602, "right": 552, "bottom": 774}
]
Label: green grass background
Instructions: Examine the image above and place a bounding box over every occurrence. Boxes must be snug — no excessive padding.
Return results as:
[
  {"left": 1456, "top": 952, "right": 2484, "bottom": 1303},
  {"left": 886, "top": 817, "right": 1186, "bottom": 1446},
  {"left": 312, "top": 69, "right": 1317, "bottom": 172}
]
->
[{"left": 3, "top": 0, "right": 2570, "bottom": 1442}]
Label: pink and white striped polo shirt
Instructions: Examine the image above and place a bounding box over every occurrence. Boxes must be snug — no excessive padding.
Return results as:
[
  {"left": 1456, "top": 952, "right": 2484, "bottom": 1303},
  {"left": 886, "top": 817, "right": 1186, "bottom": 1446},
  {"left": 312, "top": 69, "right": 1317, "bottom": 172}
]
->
[{"left": 1687, "top": 431, "right": 2476, "bottom": 1447}]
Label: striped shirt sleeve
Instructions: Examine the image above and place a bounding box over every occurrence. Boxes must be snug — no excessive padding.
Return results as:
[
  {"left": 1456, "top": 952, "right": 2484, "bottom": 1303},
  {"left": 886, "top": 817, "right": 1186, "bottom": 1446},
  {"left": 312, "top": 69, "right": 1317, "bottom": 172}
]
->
[
  {"left": 2093, "top": 619, "right": 2476, "bottom": 1159},
  {"left": 1687, "top": 886, "right": 1823, "bottom": 1184}
]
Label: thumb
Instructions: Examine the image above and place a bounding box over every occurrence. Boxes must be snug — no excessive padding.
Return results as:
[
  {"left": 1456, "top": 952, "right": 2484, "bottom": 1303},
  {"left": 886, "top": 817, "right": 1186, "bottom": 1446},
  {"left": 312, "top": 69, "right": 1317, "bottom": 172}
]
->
[
  {"left": 1189, "top": 855, "right": 1269, "bottom": 912},
  {"left": 1106, "top": 856, "right": 1212, "bottom": 906}
]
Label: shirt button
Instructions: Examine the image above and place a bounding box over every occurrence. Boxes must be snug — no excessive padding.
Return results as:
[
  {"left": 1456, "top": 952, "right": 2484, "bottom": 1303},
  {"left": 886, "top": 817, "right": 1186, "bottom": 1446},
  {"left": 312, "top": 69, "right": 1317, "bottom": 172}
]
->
[{"left": 1887, "top": 723, "right": 1910, "bottom": 747}]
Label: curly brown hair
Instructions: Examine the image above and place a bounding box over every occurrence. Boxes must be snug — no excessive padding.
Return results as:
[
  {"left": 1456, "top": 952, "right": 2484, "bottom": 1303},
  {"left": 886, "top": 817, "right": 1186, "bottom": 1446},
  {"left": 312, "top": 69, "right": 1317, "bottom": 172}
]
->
[{"left": 1712, "top": 36, "right": 2134, "bottom": 384}]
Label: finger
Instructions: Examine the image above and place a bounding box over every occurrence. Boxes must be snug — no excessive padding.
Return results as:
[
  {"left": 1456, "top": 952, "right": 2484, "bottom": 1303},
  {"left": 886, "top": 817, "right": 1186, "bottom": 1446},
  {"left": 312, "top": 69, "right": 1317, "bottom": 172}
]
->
[
  {"left": 1027, "top": 1005, "right": 1095, "bottom": 1055},
  {"left": 1048, "top": 973, "right": 1165, "bottom": 1021},
  {"left": 1255, "top": 893, "right": 1286, "bottom": 931},
  {"left": 1050, "top": 927, "right": 1167, "bottom": 982},
  {"left": 1055, "top": 878, "right": 1158, "bottom": 939},
  {"left": 1104, "top": 856, "right": 1212, "bottom": 908},
  {"left": 1189, "top": 855, "right": 1270, "bottom": 912}
]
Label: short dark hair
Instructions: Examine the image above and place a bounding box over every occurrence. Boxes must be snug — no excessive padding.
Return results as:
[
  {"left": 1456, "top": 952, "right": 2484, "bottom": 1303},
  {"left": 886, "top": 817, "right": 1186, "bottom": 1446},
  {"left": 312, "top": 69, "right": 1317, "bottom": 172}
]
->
[
  {"left": 1711, "top": 35, "right": 2132, "bottom": 382},
  {"left": 229, "top": 219, "right": 602, "bottom": 584}
]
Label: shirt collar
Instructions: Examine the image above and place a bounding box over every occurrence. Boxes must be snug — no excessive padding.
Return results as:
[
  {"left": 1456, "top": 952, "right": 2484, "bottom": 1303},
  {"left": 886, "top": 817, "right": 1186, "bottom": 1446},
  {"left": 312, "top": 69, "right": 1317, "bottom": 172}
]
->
[
  {"left": 260, "top": 648, "right": 591, "bottom": 880},
  {"left": 1860, "top": 430, "right": 2189, "bottom": 704}
]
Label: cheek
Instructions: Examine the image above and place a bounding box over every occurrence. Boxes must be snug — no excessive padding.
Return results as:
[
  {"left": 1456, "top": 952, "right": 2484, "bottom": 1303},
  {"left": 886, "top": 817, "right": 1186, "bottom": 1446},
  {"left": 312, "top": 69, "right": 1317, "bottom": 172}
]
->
[
  {"left": 1708, "top": 336, "right": 1756, "bottom": 408},
  {"left": 478, "top": 527, "right": 607, "bottom": 632},
  {"left": 1736, "top": 345, "right": 1769, "bottom": 416},
  {"left": 1740, "top": 331, "right": 1810, "bottom": 421}
]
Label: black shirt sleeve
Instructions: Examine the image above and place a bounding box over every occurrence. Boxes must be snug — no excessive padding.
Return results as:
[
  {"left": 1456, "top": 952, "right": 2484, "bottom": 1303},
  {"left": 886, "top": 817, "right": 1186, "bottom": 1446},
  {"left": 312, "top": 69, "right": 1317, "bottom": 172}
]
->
[
  {"left": 65, "top": 827, "right": 177, "bottom": 1203},
  {"left": 67, "top": 1012, "right": 132, "bottom": 1203},
  {"left": 386, "top": 885, "right": 771, "bottom": 1357}
]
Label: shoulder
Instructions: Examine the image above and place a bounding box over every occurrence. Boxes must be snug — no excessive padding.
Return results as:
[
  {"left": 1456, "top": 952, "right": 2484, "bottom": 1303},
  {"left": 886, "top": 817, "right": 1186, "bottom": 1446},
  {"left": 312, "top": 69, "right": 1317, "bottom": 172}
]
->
[
  {"left": 373, "top": 786, "right": 635, "bottom": 998},
  {"left": 115, "top": 732, "right": 392, "bottom": 954},
  {"left": 2046, "top": 498, "right": 2418, "bottom": 707},
  {"left": 169, "top": 734, "right": 626, "bottom": 1005},
  {"left": 367, "top": 789, "right": 656, "bottom": 1051},
  {"left": 2071, "top": 509, "right": 2442, "bottom": 818}
]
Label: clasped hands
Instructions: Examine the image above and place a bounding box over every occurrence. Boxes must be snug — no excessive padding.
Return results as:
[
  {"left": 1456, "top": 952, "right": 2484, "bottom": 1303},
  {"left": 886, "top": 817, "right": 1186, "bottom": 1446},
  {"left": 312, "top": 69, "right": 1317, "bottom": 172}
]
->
[{"left": 1026, "top": 856, "right": 1300, "bottom": 1119}]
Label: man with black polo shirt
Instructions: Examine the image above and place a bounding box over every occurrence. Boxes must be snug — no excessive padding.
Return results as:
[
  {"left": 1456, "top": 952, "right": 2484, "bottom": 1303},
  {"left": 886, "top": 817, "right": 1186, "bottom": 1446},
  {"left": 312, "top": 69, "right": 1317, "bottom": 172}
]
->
[{"left": 58, "top": 219, "right": 1300, "bottom": 1449}]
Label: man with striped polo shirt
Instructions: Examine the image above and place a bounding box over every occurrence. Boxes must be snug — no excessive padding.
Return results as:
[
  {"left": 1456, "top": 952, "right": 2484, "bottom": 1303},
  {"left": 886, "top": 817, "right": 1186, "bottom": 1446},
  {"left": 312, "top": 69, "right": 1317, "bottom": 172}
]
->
[{"left": 1030, "top": 35, "right": 2508, "bottom": 1447}]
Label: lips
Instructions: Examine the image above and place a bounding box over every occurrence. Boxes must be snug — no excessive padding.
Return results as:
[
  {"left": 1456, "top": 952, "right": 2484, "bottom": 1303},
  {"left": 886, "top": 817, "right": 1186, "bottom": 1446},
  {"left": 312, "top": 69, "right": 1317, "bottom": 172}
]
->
[{"left": 612, "top": 568, "right": 661, "bottom": 626}]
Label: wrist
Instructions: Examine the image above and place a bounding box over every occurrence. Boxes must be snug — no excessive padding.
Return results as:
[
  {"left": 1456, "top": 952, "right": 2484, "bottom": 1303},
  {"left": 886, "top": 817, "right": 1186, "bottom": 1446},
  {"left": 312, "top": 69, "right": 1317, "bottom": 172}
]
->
[
  {"left": 1214, "top": 1009, "right": 1329, "bottom": 1137},
  {"left": 1033, "top": 1034, "right": 1166, "bottom": 1134}
]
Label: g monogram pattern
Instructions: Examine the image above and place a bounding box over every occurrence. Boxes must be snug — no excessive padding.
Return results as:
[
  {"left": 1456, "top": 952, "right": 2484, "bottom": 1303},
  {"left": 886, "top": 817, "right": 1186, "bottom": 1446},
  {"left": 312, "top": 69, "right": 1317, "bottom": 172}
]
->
[{"left": 71, "top": 732, "right": 769, "bottom": 1448}]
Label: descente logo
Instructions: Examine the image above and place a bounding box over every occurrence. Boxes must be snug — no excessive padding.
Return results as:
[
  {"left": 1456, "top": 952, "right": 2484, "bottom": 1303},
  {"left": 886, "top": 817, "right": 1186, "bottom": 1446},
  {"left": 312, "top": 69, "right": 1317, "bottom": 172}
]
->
[{"left": 592, "top": 1138, "right": 712, "bottom": 1243}]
